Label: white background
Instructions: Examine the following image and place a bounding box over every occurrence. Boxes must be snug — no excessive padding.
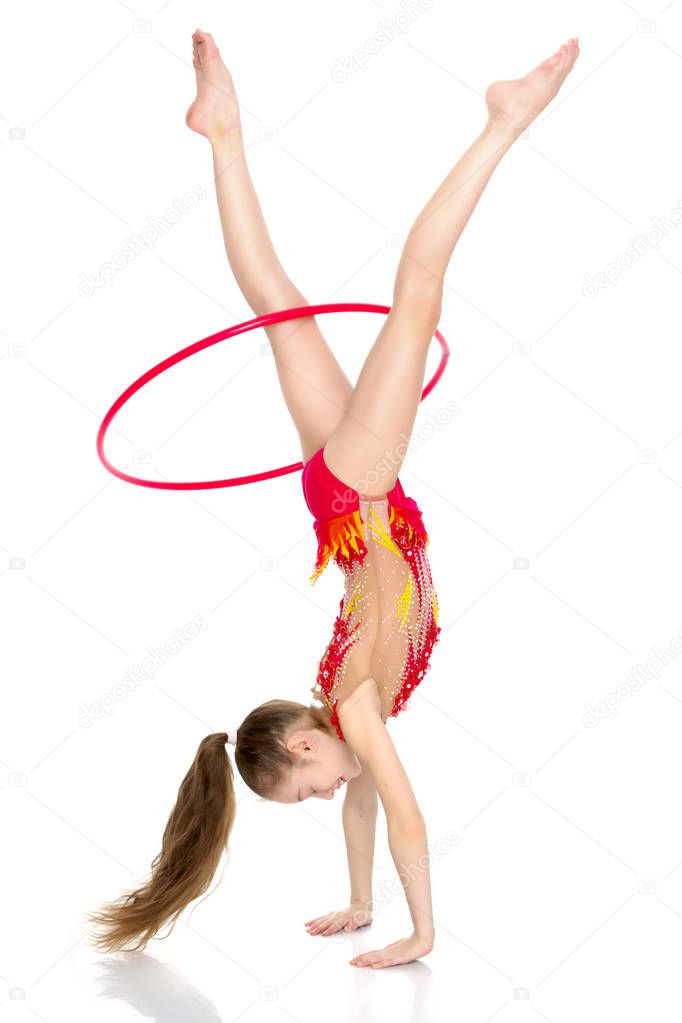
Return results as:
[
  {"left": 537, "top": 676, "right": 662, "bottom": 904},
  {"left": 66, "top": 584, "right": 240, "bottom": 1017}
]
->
[{"left": 2, "top": 0, "right": 682, "bottom": 1019}]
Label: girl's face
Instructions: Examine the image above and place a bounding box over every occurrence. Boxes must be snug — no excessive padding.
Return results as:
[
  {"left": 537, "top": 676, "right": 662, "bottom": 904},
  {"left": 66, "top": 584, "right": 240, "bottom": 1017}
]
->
[{"left": 273, "top": 726, "right": 362, "bottom": 803}]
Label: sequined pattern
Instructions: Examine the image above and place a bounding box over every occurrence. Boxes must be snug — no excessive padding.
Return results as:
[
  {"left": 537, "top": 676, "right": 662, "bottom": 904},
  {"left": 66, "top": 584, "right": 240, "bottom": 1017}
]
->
[{"left": 309, "top": 495, "right": 441, "bottom": 742}]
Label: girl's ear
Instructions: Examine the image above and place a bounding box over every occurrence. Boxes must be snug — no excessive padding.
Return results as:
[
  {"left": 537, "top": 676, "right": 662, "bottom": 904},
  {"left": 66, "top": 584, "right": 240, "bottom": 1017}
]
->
[{"left": 285, "top": 730, "right": 315, "bottom": 755}]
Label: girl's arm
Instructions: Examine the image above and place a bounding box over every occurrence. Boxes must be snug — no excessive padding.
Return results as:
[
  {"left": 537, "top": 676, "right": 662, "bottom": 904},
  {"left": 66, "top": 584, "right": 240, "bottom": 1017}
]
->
[
  {"left": 337, "top": 680, "right": 435, "bottom": 963},
  {"left": 343, "top": 759, "right": 378, "bottom": 911},
  {"left": 304, "top": 771, "right": 377, "bottom": 938},
  {"left": 304, "top": 692, "right": 379, "bottom": 938}
]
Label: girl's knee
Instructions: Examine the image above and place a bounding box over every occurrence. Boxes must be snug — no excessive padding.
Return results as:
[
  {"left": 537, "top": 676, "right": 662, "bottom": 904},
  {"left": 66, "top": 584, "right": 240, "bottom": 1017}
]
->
[{"left": 391, "top": 282, "right": 442, "bottom": 333}]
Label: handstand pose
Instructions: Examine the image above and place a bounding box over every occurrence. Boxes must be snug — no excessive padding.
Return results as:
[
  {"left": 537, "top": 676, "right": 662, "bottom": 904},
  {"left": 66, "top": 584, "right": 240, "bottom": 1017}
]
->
[{"left": 87, "top": 30, "right": 579, "bottom": 967}]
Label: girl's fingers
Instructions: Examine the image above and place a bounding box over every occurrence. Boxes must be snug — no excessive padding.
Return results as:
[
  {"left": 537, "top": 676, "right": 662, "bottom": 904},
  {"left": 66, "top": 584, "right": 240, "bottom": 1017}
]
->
[
  {"left": 308, "top": 907, "right": 368, "bottom": 935},
  {"left": 351, "top": 947, "right": 394, "bottom": 966}
]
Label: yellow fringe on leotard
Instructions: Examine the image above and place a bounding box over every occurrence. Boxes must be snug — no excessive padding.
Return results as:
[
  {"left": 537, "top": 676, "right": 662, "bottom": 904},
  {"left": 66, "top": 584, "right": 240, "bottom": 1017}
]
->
[
  {"left": 366, "top": 507, "right": 402, "bottom": 556},
  {"left": 344, "top": 579, "right": 363, "bottom": 620},
  {"left": 393, "top": 575, "right": 414, "bottom": 629},
  {"left": 309, "top": 508, "right": 366, "bottom": 585}
]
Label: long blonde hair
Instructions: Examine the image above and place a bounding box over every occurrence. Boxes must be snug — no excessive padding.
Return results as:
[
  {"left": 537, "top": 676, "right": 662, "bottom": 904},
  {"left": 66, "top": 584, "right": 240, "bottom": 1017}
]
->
[{"left": 85, "top": 700, "right": 332, "bottom": 953}]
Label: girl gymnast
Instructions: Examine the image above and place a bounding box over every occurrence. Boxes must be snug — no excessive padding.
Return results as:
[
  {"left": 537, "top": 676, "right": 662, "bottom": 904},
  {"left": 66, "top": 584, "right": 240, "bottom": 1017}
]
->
[{"left": 87, "top": 30, "right": 580, "bottom": 966}]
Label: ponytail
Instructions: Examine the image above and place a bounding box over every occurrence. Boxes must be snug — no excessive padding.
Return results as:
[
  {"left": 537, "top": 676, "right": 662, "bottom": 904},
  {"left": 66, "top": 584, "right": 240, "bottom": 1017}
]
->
[
  {"left": 85, "top": 732, "right": 235, "bottom": 953},
  {"left": 86, "top": 699, "right": 334, "bottom": 952}
]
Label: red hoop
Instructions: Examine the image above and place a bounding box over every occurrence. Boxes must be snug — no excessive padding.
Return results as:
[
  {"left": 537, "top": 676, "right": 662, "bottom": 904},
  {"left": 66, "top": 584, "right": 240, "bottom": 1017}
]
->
[{"left": 96, "top": 302, "right": 450, "bottom": 491}]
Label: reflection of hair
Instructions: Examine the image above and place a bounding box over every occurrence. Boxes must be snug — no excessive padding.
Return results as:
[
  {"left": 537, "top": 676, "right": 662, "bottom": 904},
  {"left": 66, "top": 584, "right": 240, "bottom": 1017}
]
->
[{"left": 84, "top": 700, "right": 333, "bottom": 953}]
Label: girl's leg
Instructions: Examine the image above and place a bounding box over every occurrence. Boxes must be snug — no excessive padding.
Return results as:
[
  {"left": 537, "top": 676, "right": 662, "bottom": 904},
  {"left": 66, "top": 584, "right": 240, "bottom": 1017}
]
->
[
  {"left": 187, "top": 31, "right": 353, "bottom": 464},
  {"left": 325, "top": 38, "right": 580, "bottom": 496}
]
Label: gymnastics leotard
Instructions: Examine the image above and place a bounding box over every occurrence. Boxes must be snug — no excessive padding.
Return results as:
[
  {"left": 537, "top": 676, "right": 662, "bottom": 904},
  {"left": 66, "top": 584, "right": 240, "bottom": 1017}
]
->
[{"left": 301, "top": 446, "right": 441, "bottom": 742}]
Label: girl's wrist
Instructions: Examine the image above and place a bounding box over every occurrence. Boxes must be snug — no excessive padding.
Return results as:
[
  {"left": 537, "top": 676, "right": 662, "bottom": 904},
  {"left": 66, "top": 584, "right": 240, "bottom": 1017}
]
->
[
  {"left": 413, "top": 926, "right": 435, "bottom": 947},
  {"left": 350, "top": 897, "right": 373, "bottom": 909}
]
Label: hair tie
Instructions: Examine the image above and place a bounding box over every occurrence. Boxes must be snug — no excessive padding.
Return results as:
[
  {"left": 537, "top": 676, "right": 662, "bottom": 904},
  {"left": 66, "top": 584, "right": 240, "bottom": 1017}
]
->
[{"left": 225, "top": 728, "right": 238, "bottom": 746}]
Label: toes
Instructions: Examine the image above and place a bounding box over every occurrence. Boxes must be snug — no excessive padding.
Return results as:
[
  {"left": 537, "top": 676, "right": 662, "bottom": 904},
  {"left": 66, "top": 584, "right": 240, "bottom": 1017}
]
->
[
  {"left": 555, "top": 41, "right": 574, "bottom": 74},
  {"left": 196, "top": 30, "right": 217, "bottom": 49},
  {"left": 191, "top": 29, "right": 219, "bottom": 62},
  {"left": 564, "top": 38, "right": 579, "bottom": 69}
]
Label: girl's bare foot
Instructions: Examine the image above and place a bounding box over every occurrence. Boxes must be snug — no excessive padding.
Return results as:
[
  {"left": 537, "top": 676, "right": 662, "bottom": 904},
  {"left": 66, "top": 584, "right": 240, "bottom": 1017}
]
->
[
  {"left": 185, "top": 29, "right": 241, "bottom": 142},
  {"left": 485, "top": 38, "right": 580, "bottom": 138}
]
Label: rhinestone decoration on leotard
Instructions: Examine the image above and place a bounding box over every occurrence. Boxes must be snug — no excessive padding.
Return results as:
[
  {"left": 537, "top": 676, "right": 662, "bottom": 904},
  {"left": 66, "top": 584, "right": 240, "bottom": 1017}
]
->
[{"left": 309, "top": 494, "right": 442, "bottom": 742}]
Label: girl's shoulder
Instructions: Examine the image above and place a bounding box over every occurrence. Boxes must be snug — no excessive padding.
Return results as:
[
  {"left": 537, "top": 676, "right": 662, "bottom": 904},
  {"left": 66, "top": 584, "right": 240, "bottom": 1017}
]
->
[{"left": 336, "top": 676, "right": 383, "bottom": 721}]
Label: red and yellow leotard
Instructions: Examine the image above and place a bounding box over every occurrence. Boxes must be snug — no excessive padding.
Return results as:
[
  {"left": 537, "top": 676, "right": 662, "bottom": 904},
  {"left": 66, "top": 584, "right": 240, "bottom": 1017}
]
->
[{"left": 301, "top": 446, "right": 441, "bottom": 742}]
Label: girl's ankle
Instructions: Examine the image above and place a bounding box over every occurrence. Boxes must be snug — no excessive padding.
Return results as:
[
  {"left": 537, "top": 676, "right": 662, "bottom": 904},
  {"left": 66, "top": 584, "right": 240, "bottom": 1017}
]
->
[{"left": 210, "top": 123, "right": 244, "bottom": 149}]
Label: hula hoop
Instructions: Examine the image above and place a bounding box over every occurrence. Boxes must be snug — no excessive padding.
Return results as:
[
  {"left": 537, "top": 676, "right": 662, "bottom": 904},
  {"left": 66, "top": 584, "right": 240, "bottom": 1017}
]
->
[{"left": 96, "top": 302, "right": 450, "bottom": 491}]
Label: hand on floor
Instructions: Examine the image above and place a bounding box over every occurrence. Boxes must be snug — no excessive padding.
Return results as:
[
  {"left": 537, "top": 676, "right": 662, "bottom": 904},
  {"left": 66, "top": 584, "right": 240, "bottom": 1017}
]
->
[
  {"left": 349, "top": 932, "right": 433, "bottom": 968},
  {"left": 304, "top": 901, "right": 373, "bottom": 936}
]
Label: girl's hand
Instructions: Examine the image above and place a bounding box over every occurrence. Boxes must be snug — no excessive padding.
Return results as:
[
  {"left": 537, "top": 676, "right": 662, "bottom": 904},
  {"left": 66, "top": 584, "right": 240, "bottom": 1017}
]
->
[
  {"left": 304, "top": 901, "right": 373, "bottom": 936},
  {"left": 349, "top": 932, "right": 434, "bottom": 968}
]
